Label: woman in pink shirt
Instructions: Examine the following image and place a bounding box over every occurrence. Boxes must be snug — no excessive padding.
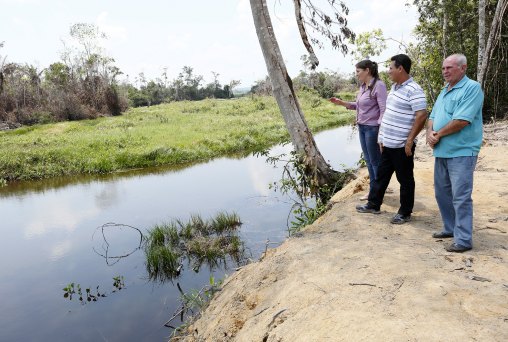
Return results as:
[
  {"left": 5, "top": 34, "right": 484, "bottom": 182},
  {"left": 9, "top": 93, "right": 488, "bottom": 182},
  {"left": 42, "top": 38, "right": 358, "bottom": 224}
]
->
[{"left": 330, "top": 60, "right": 387, "bottom": 200}]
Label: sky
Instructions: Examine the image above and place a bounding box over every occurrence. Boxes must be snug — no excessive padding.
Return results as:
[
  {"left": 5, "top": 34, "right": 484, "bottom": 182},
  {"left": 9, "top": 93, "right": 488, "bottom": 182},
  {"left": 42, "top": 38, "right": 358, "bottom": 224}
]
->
[{"left": 0, "top": 0, "right": 419, "bottom": 88}]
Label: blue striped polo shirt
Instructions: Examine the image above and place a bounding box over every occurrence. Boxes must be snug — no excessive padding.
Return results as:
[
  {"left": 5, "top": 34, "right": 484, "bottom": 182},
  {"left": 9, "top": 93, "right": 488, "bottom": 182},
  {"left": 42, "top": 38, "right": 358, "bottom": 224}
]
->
[{"left": 378, "top": 77, "right": 427, "bottom": 148}]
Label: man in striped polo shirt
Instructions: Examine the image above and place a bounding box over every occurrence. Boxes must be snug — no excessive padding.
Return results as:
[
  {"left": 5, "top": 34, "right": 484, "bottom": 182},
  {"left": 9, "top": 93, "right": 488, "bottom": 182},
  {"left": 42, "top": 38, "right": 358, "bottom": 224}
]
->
[{"left": 356, "top": 54, "right": 427, "bottom": 224}]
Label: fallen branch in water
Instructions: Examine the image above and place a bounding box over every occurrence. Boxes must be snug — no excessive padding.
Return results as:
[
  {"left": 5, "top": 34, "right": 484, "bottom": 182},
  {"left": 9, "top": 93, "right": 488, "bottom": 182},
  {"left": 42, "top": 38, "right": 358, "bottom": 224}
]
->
[{"left": 92, "top": 222, "right": 144, "bottom": 266}]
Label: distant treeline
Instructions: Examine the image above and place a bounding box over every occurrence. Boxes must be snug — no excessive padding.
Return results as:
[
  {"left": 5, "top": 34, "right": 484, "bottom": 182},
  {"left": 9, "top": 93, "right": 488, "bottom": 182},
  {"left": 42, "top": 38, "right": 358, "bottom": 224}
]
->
[
  {"left": 123, "top": 66, "right": 241, "bottom": 107},
  {"left": 252, "top": 67, "right": 356, "bottom": 99},
  {"left": 0, "top": 23, "right": 356, "bottom": 126}
]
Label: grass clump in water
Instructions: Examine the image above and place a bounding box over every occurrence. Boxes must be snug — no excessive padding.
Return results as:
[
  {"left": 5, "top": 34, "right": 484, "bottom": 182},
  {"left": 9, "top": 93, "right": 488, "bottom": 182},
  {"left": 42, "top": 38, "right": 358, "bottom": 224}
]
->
[{"left": 144, "top": 211, "right": 244, "bottom": 282}]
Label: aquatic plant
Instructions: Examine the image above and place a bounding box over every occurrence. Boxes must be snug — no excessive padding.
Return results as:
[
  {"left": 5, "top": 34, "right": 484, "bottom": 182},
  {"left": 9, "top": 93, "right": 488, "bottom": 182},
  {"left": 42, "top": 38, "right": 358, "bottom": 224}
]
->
[
  {"left": 62, "top": 276, "right": 125, "bottom": 305},
  {"left": 144, "top": 211, "right": 245, "bottom": 282},
  {"left": 166, "top": 276, "right": 223, "bottom": 337}
]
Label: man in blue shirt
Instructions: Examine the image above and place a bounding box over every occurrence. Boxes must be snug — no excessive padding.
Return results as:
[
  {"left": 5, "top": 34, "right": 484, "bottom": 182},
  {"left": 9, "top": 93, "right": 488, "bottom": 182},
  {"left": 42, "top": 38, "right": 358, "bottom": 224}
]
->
[{"left": 427, "top": 53, "right": 484, "bottom": 253}]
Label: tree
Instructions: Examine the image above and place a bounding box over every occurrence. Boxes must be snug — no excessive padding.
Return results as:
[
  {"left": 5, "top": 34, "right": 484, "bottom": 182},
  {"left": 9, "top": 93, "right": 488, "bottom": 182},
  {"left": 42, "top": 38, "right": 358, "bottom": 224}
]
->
[
  {"left": 350, "top": 29, "right": 387, "bottom": 61},
  {"left": 249, "top": 0, "right": 354, "bottom": 190},
  {"left": 412, "top": 0, "right": 508, "bottom": 118},
  {"left": 477, "top": 0, "right": 508, "bottom": 88},
  {"left": 228, "top": 80, "right": 241, "bottom": 97},
  {"left": 0, "top": 41, "right": 5, "bottom": 95}
]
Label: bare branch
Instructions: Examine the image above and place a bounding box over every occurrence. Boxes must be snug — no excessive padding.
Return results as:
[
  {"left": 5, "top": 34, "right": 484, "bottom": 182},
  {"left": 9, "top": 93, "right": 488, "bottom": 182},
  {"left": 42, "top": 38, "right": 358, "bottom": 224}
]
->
[{"left": 294, "top": 0, "right": 319, "bottom": 69}]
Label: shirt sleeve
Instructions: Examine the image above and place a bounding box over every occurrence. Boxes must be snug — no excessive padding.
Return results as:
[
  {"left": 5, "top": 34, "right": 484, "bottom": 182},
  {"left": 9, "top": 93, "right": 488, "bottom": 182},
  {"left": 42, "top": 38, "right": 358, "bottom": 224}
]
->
[
  {"left": 453, "top": 82, "right": 484, "bottom": 122},
  {"left": 375, "top": 81, "right": 387, "bottom": 125},
  {"left": 429, "top": 90, "right": 444, "bottom": 121},
  {"left": 429, "top": 106, "right": 436, "bottom": 120},
  {"left": 346, "top": 102, "right": 357, "bottom": 110},
  {"left": 409, "top": 86, "right": 427, "bottom": 112}
]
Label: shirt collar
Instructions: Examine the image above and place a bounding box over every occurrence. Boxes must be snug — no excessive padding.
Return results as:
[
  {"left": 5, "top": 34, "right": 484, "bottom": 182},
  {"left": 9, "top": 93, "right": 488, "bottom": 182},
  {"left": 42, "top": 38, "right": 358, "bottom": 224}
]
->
[
  {"left": 444, "top": 75, "right": 469, "bottom": 91},
  {"left": 394, "top": 77, "right": 413, "bottom": 90},
  {"left": 361, "top": 78, "right": 376, "bottom": 90}
]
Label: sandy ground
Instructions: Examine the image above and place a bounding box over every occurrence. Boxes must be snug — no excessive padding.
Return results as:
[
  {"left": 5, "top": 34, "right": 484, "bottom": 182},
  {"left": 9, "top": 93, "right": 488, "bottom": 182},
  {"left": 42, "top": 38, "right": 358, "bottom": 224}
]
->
[{"left": 178, "top": 122, "right": 508, "bottom": 342}]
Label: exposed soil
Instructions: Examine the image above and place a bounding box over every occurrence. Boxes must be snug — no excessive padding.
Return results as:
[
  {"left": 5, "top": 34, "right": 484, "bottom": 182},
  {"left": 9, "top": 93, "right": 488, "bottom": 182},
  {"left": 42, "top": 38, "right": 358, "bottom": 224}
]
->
[{"left": 178, "top": 122, "right": 508, "bottom": 342}]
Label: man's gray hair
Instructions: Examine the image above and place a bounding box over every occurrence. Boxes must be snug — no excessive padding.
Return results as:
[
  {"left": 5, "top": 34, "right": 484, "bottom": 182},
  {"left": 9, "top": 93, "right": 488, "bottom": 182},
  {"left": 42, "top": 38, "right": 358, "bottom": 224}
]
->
[{"left": 449, "top": 53, "right": 467, "bottom": 66}]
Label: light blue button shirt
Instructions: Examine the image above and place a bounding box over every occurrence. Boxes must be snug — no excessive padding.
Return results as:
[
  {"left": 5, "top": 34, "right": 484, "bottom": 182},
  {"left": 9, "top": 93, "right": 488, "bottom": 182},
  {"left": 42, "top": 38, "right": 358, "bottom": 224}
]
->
[{"left": 430, "top": 76, "right": 484, "bottom": 157}]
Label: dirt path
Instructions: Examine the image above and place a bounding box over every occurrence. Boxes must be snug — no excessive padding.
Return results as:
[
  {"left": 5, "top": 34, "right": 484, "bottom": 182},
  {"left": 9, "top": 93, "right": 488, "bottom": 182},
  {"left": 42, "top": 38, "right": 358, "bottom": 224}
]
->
[{"left": 180, "top": 122, "right": 508, "bottom": 342}]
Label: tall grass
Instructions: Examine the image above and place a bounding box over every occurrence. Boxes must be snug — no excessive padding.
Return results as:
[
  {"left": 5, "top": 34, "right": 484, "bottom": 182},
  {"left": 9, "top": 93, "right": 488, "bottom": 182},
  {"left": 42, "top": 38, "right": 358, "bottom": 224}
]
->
[
  {"left": 144, "top": 211, "right": 245, "bottom": 282},
  {"left": 0, "top": 93, "right": 353, "bottom": 182}
]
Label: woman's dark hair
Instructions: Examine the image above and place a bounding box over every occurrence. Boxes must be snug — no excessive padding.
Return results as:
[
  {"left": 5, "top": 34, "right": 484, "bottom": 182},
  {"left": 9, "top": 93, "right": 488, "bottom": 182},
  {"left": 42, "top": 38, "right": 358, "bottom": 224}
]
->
[
  {"left": 355, "top": 59, "right": 379, "bottom": 98},
  {"left": 390, "top": 54, "right": 412, "bottom": 74}
]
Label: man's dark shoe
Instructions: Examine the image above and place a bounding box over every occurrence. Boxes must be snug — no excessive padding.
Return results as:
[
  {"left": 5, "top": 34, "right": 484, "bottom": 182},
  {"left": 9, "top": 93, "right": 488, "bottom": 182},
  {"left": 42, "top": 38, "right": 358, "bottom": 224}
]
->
[
  {"left": 445, "top": 243, "right": 472, "bottom": 253},
  {"left": 432, "top": 231, "right": 454, "bottom": 239},
  {"left": 355, "top": 203, "right": 380, "bottom": 214},
  {"left": 390, "top": 213, "right": 411, "bottom": 224}
]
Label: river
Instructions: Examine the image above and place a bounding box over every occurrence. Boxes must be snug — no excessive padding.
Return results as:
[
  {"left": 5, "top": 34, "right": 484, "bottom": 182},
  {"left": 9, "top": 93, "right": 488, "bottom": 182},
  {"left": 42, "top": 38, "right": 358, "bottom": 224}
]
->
[{"left": 0, "top": 125, "right": 361, "bottom": 341}]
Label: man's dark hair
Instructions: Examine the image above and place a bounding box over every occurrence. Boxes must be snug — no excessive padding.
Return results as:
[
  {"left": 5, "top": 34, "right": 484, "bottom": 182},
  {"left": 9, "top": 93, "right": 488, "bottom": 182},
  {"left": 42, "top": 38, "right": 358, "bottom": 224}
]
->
[{"left": 391, "top": 54, "right": 412, "bottom": 74}]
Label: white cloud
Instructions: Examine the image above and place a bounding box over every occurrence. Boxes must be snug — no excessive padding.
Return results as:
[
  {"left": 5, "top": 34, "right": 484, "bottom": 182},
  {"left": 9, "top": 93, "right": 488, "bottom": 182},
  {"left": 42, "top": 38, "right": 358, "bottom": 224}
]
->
[
  {"left": 167, "top": 32, "right": 192, "bottom": 50},
  {"left": 96, "top": 11, "right": 128, "bottom": 42},
  {"left": 12, "top": 16, "right": 29, "bottom": 26},
  {"left": 0, "top": 0, "right": 40, "bottom": 3}
]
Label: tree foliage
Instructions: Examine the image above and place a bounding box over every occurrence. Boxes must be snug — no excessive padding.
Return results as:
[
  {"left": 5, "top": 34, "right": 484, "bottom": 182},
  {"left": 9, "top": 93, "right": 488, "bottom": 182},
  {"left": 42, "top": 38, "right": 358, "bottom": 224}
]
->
[
  {"left": 0, "top": 23, "right": 128, "bottom": 125},
  {"left": 350, "top": 29, "right": 387, "bottom": 61},
  {"left": 412, "top": 0, "right": 508, "bottom": 119}
]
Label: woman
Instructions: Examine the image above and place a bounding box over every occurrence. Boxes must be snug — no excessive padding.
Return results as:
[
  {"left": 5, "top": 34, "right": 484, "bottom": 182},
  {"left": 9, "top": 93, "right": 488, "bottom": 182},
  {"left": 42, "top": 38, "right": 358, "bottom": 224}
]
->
[{"left": 330, "top": 60, "right": 387, "bottom": 200}]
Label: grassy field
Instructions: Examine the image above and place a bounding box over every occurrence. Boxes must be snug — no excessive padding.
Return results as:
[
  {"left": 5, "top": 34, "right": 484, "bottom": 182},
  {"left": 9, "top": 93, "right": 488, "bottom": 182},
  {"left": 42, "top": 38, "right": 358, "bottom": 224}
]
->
[{"left": 0, "top": 91, "right": 353, "bottom": 182}]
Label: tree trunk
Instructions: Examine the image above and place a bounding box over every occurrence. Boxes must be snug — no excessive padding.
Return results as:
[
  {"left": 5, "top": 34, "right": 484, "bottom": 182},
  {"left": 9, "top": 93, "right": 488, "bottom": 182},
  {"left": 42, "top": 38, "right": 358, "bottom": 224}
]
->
[
  {"left": 477, "top": 0, "right": 486, "bottom": 80},
  {"left": 249, "top": 0, "right": 337, "bottom": 187},
  {"left": 478, "top": 0, "right": 508, "bottom": 88},
  {"left": 442, "top": 0, "right": 448, "bottom": 58}
]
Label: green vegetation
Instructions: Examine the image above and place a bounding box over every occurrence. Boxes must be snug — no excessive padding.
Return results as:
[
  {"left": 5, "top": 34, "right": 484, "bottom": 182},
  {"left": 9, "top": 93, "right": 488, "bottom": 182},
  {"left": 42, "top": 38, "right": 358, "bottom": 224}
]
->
[
  {"left": 144, "top": 212, "right": 244, "bottom": 283},
  {"left": 0, "top": 93, "right": 353, "bottom": 182},
  {"left": 62, "top": 276, "right": 125, "bottom": 305},
  {"left": 264, "top": 149, "right": 356, "bottom": 234},
  {"left": 166, "top": 276, "right": 223, "bottom": 335}
]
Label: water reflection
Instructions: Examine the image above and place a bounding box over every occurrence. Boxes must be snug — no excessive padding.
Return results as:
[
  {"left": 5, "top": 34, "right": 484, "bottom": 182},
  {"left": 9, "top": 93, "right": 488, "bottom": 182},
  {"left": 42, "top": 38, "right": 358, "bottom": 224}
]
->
[
  {"left": 0, "top": 125, "right": 361, "bottom": 342},
  {"left": 0, "top": 162, "right": 196, "bottom": 198}
]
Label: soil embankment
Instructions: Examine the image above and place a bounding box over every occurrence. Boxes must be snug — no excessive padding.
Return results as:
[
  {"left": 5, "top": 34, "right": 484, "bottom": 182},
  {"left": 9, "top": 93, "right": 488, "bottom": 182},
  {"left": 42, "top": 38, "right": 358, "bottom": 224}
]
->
[{"left": 180, "top": 122, "right": 508, "bottom": 341}]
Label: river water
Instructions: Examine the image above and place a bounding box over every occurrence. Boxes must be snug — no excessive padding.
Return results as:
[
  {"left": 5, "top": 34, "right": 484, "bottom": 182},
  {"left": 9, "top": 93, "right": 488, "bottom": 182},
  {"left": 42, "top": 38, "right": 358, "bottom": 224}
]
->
[{"left": 0, "top": 125, "right": 360, "bottom": 342}]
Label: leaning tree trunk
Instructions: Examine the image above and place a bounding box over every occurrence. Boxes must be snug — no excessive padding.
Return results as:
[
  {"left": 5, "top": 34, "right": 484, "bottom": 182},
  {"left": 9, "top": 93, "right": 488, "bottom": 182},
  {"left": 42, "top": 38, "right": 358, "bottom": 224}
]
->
[{"left": 249, "top": 0, "right": 337, "bottom": 188}]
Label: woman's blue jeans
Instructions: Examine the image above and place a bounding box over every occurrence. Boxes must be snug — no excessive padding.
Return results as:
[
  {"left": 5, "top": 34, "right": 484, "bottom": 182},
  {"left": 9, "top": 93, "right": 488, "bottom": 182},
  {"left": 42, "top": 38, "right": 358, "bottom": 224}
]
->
[{"left": 358, "top": 124, "right": 381, "bottom": 192}]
